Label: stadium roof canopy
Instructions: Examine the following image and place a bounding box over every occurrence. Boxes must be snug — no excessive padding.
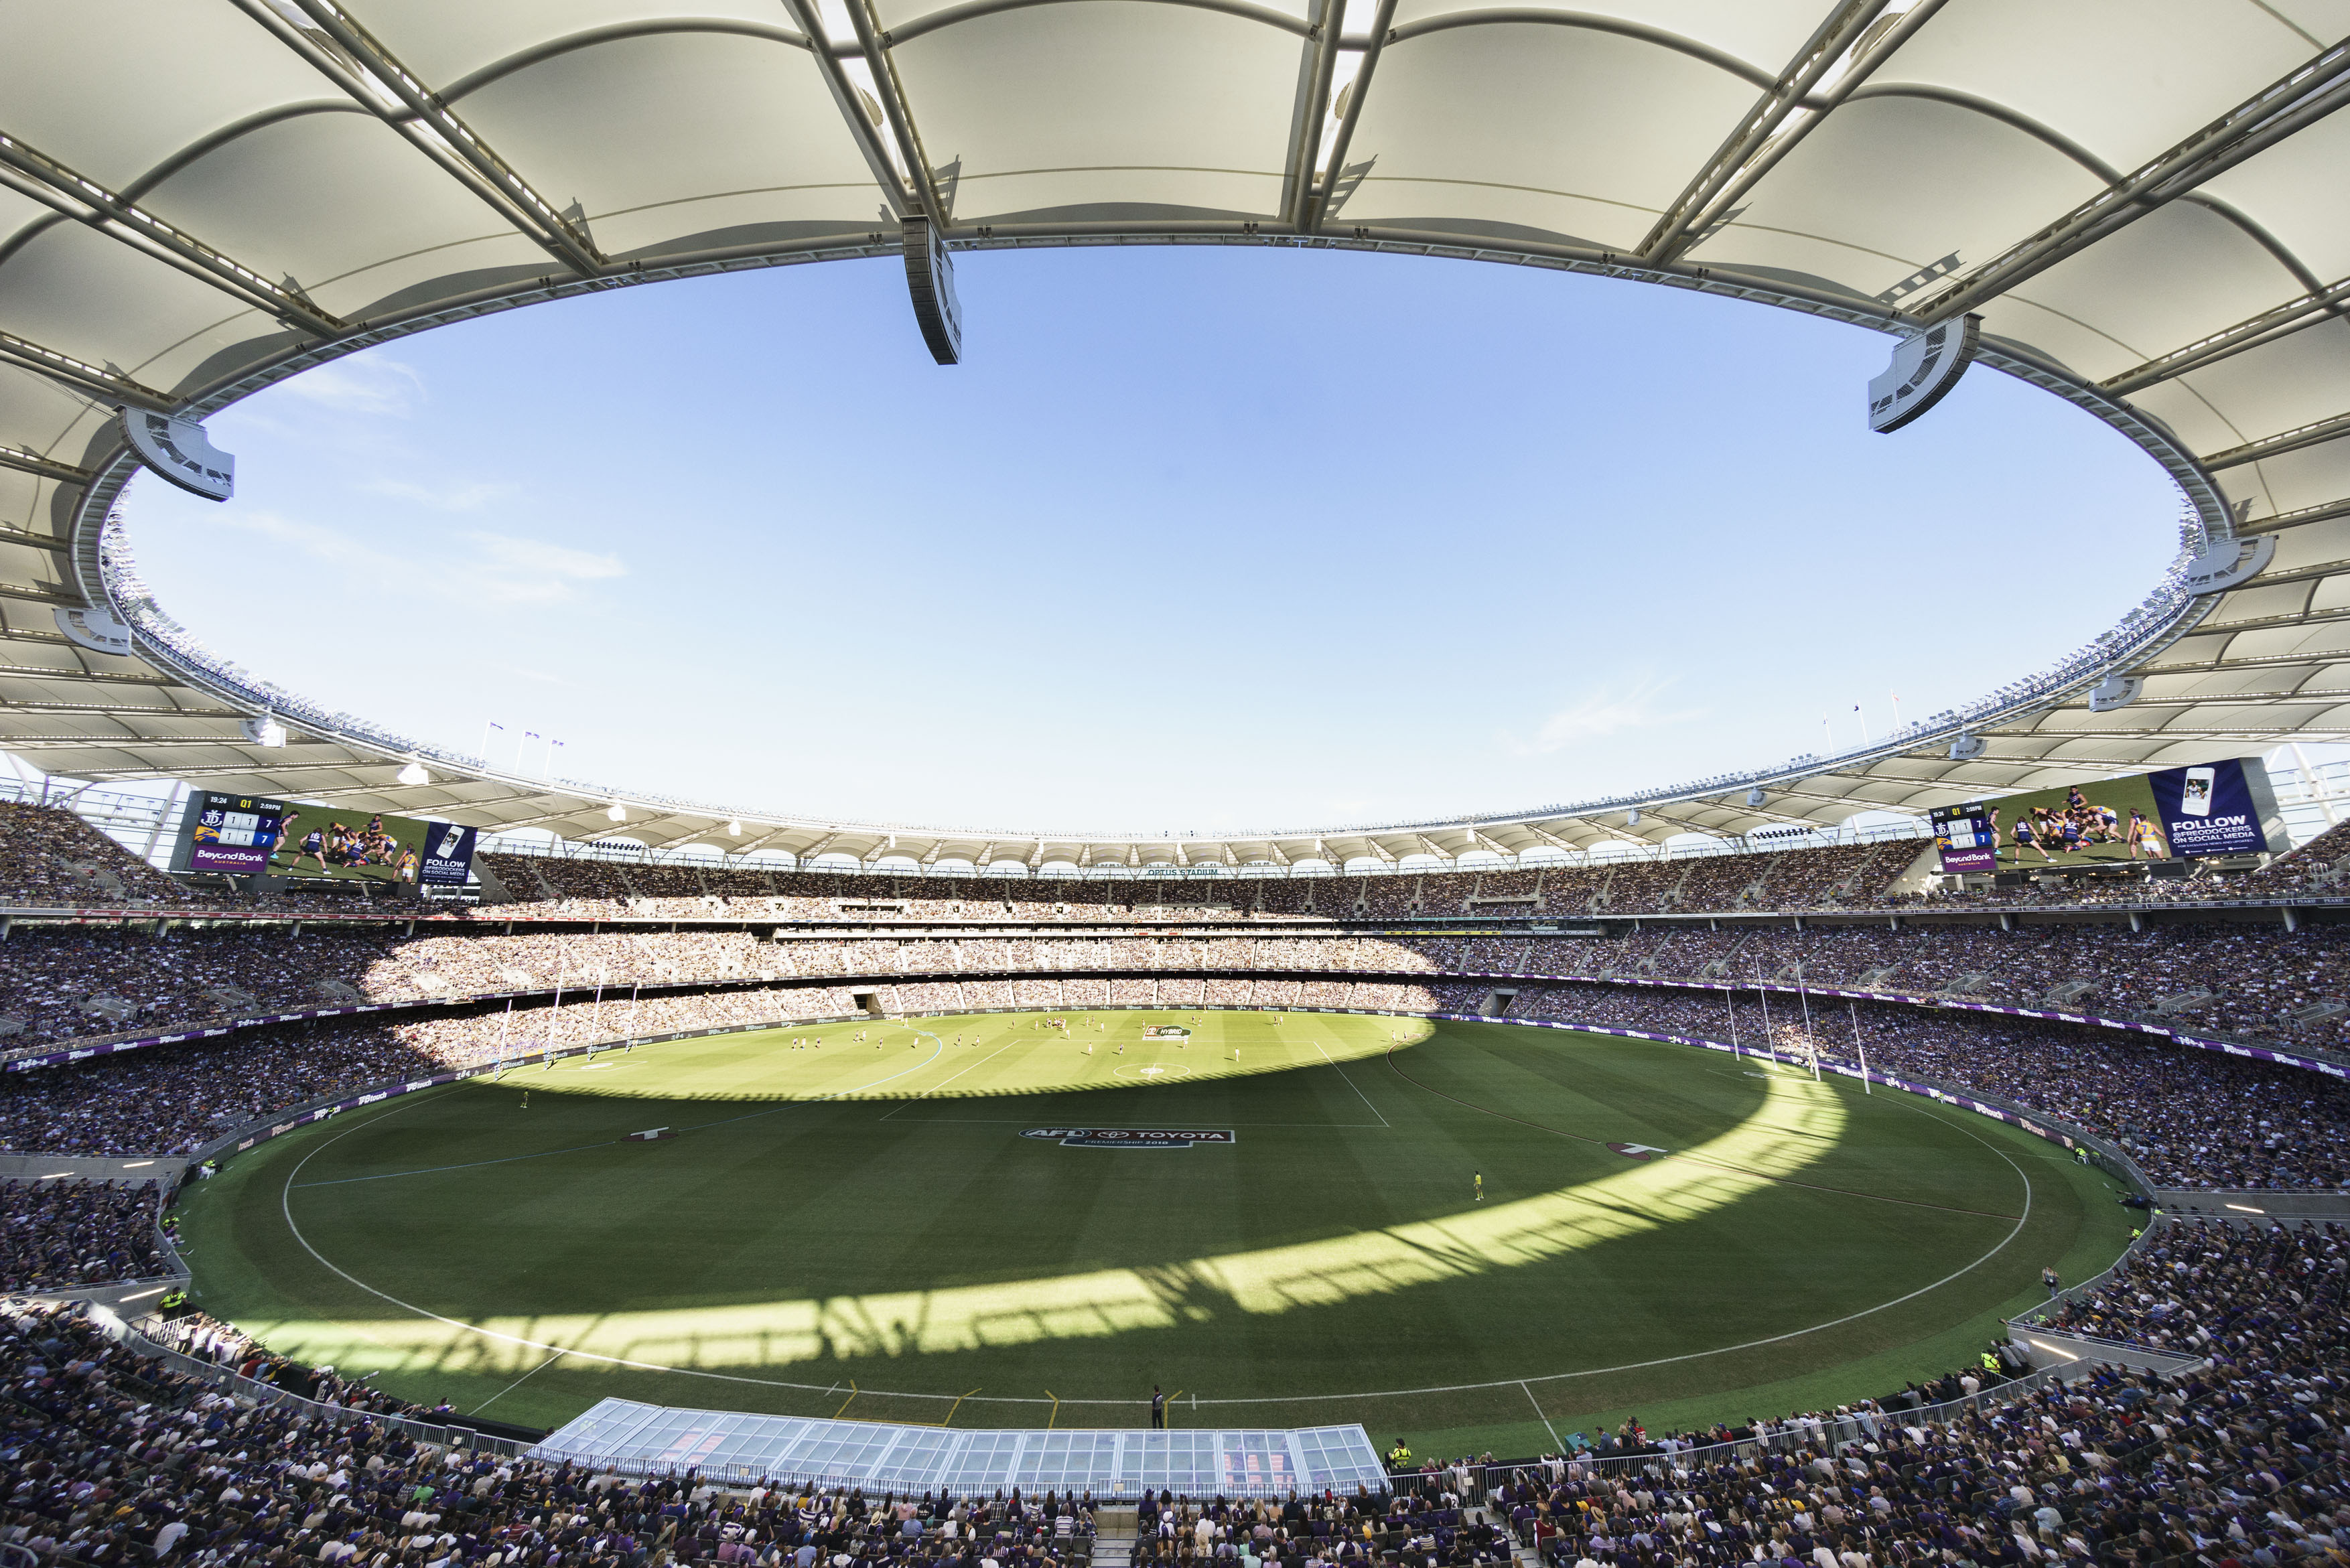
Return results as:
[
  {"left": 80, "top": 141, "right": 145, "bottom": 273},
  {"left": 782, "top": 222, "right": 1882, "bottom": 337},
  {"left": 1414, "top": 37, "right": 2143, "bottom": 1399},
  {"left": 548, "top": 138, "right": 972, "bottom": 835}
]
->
[{"left": 3, "top": 0, "right": 2349, "bottom": 871}]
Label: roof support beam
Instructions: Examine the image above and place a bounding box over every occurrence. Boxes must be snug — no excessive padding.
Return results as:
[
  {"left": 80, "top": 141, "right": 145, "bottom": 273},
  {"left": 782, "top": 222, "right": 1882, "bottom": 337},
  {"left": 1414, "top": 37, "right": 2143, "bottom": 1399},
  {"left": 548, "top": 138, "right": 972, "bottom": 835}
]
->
[
  {"left": 1515, "top": 821, "right": 1586, "bottom": 856},
  {"left": 1918, "top": 39, "right": 2350, "bottom": 322},
  {"left": 0, "top": 330, "right": 172, "bottom": 411},
  {"left": 2241, "top": 496, "right": 2350, "bottom": 534},
  {"left": 229, "top": 0, "right": 604, "bottom": 275},
  {"left": 2101, "top": 273, "right": 2350, "bottom": 395},
  {"left": 1639, "top": 0, "right": 1944, "bottom": 265},
  {"left": 2204, "top": 411, "right": 2350, "bottom": 470},
  {"left": 0, "top": 579, "right": 90, "bottom": 609},
  {"left": 846, "top": 0, "right": 945, "bottom": 220},
  {"left": 0, "top": 700, "right": 240, "bottom": 719},
  {"left": 0, "top": 662, "right": 172, "bottom": 684},
  {"left": 31, "top": 758, "right": 368, "bottom": 774},
  {"left": 1281, "top": 0, "right": 1346, "bottom": 230},
  {"left": 2141, "top": 648, "right": 2350, "bottom": 676},
  {"left": 1305, "top": 0, "right": 1397, "bottom": 230},
  {"left": 0, "top": 132, "right": 342, "bottom": 336},
  {"left": 0, "top": 445, "right": 92, "bottom": 487},
  {"left": 776, "top": 0, "right": 912, "bottom": 218}
]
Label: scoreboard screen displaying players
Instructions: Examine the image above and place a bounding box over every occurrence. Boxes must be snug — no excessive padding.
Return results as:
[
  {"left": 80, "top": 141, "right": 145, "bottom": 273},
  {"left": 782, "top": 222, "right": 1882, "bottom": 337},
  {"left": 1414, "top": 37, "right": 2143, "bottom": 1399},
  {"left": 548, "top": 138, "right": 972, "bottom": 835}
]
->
[
  {"left": 172, "top": 793, "right": 479, "bottom": 887},
  {"left": 1929, "top": 757, "right": 2281, "bottom": 875}
]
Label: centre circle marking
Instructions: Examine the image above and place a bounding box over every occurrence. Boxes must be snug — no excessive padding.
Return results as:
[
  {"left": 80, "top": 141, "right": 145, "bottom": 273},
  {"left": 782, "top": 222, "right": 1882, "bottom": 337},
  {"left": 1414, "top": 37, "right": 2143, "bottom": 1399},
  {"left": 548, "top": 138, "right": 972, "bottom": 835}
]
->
[{"left": 1115, "top": 1062, "right": 1191, "bottom": 1083}]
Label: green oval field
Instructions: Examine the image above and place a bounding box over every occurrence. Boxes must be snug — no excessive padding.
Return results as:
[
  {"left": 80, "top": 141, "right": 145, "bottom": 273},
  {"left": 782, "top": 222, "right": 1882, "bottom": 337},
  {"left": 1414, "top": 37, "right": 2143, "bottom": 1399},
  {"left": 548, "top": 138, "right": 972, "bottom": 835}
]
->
[{"left": 174, "top": 1011, "right": 2134, "bottom": 1455}]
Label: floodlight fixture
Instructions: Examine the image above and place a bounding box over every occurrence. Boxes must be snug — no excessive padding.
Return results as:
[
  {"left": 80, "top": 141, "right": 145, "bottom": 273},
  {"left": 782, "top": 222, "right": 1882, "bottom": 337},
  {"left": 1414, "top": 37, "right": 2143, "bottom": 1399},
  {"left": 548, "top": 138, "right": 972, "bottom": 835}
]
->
[
  {"left": 396, "top": 761, "right": 430, "bottom": 786},
  {"left": 607, "top": 802, "right": 628, "bottom": 823},
  {"left": 241, "top": 713, "right": 286, "bottom": 748}
]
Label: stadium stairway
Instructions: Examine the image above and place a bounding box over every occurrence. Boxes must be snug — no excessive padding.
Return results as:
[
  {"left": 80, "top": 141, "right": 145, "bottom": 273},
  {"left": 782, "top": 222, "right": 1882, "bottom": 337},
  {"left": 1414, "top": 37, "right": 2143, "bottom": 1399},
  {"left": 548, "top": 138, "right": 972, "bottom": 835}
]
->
[{"left": 1090, "top": 1506, "right": 1136, "bottom": 1568}]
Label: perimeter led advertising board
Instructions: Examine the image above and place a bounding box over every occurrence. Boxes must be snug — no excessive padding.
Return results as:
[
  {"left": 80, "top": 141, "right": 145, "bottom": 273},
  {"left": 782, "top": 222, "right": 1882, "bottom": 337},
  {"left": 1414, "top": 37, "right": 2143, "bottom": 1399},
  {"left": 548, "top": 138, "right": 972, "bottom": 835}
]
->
[
  {"left": 173, "top": 795, "right": 478, "bottom": 886},
  {"left": 1930, "top": 758, "right": 2278, "bottom": 873}
]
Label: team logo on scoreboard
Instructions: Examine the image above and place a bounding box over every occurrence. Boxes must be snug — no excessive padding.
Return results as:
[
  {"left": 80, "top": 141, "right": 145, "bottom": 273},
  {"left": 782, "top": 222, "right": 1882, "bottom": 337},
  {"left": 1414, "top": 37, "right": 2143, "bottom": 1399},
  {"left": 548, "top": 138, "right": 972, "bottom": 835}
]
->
[{"left": 1022, "top": 1127, "right": 1235, "bottom": 1149}]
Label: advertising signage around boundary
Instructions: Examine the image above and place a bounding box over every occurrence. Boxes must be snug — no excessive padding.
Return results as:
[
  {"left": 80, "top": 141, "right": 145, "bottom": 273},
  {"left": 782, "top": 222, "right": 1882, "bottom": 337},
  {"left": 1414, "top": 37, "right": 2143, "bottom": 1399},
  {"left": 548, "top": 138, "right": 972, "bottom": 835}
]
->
[
  {"left": 1929, "top": 758, "right": 2283, "bottom": 875},
  {"left": 171, "top": 793, "right": 480, "bottom": 888}
]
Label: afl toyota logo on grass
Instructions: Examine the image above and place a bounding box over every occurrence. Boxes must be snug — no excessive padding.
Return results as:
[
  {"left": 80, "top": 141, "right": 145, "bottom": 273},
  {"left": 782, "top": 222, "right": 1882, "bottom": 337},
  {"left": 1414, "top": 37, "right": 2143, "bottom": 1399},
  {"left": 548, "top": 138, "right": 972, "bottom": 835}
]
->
[{"left": 1022, "top": 1128, "right": 1236, "bottom": 1149}]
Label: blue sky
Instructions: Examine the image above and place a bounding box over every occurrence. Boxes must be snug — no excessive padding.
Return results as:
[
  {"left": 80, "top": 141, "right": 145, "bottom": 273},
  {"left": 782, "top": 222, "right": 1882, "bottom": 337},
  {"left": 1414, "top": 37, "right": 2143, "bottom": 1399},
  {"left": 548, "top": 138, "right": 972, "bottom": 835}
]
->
[{"left": 121, "top": 245, "right": 2183, "bottom": 835}]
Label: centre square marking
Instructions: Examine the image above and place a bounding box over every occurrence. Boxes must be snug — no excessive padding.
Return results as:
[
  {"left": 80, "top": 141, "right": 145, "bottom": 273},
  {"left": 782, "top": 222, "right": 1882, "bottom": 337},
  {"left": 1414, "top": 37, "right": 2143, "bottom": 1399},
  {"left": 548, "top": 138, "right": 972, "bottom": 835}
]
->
[{"left": 1022, "top": 1127, "right": 1237, "bottom": 1149}]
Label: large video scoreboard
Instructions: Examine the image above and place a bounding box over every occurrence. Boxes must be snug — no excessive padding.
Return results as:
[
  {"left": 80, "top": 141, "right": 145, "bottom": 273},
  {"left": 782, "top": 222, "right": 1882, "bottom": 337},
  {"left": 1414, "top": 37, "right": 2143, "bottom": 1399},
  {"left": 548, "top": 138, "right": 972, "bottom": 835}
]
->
[
  {"left": 1929, "top": 757, "right": 2282, "bottom": 875},
  {"left": 171, "top": 792, "right": 479, "bottom": 888}
]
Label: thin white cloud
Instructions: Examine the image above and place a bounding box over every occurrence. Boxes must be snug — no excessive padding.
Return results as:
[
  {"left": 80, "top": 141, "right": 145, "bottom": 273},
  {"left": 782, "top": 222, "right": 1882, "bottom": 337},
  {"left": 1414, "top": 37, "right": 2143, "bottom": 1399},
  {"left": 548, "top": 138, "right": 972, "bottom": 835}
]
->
[
  {"left": 1503, "top": 681, "right": 1704, "bottom": 756},
  {"left": 278, "top": 356, "right": 427, "bottom": 416},
  {"left": 215, "top": 510, "right": 404, "bottom": 575},
  {"left": 211, "top": 512, "right": 623, "bottom": 608},
  {"left": 364, "top": 476, "right": 518, "bottom": 511},
  {"left": 466, "top": 530, "right": 626, "bottom": 582}
]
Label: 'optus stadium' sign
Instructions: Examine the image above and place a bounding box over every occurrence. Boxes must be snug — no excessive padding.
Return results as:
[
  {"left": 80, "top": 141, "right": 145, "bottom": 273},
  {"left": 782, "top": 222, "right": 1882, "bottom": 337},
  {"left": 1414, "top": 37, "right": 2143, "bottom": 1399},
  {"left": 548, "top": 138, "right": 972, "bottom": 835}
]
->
[{"left": 1023, "top": 1127, "right": 1235, "bottom": 1149}]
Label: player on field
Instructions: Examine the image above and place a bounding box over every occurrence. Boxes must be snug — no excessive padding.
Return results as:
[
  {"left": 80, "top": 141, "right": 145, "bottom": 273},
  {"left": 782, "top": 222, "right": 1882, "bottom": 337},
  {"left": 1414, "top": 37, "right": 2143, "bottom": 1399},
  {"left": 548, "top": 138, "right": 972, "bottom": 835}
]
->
[
  {"left": 289, "top": 821, "right": 330, "bottom": 875},
  {"left": 2128, "top": 808, "right": 2164, "bottom": 859}
]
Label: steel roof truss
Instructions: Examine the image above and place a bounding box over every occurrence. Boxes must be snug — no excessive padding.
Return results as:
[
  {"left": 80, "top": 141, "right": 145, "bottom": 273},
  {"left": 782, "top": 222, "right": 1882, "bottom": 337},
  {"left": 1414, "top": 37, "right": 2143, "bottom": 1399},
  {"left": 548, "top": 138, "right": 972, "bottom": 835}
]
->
[
  {"left": 0, "top": 452, "right": 83, "bottom": 491},
  {"left": 2101, "top": 273, "right": 2350, "bottom": 395},
  {"left": 1640, "top": 0, "right": 1942, "bottom": 265},
  {"left": 2204, "top": 411, "right": 2350, "bottom": 470},
  {"left": 850, "top": 0, "right": 945, "bottom": 220},
  {"left": 0, "top": 131, "right": 342, "bottom": 336},
  {"left": 0, "top": 330, "right": 171, "bottom": 411},
  {"left": 230, "top": 0, "right": 604, "bottom": 276},
  {"left": 1921, "top": 39, "right": 2350, "bottom": 322}
]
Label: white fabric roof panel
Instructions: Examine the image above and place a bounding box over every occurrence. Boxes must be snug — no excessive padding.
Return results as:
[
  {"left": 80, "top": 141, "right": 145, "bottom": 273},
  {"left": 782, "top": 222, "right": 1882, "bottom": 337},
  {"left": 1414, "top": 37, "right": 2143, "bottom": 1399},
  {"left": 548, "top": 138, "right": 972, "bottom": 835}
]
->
[
  {"left": 895, "top": 8, "right": 1306, "bottom": 224},
  {"left": 0, "top": 0, "right": 2346, "bottom": 867}
]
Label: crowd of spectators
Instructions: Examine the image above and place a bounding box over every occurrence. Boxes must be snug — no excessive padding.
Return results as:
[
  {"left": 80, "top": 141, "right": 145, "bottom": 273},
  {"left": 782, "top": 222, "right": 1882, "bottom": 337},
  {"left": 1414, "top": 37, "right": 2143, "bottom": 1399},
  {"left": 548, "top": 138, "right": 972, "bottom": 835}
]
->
[
  {"left": 25, "top": 786, "right": 2350, "bottom": 935},
  {"left": 1131, "top": 1492, "right": 1510, "bottom": 1568},
  {"left": 2022, "top": 1219, "right": 2345, "bottom": 1360},
  {"left": 8, "top": 912, "right": 2350, "bottom": 1181},
  {"left": 1491, "top": 1320, "right": 2347, "bottom": 1568},
  {"left": 1494, "top": 984, "right": 2350, "bottom": 1191},
  {"left": 1491, "top": 923, "right": 2350, "bottom": 1054},
  {"left": 6, "top": 1210, "right": 2347, "bottom": 1568},
  {"left": 0, "top": 1178, "right": 169, "bottom": 1293},
  {"left": 0, "top": 984, "right": 863, "bottom": 1159},
  {"left": 1, "top": 1299, "right": 1101, "bottom": 1568}
]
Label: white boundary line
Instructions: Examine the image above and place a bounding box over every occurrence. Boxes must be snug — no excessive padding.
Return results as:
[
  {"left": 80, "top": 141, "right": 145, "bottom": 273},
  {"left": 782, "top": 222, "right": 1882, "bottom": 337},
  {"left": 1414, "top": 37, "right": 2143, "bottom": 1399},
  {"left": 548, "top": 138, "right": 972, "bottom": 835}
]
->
[
  {"left": 261, "top": 1029, "right": 2046, "bottom": 1413},
  {"left": 471, "top": 1349, "right": 568, "bottom": 1415},
  {"left": 1315, "top": 1040, "right": 1390, "bottom": 1128},
  {"left": 877, "top": 1029, "right": 1018, "bottom": 1121}
]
